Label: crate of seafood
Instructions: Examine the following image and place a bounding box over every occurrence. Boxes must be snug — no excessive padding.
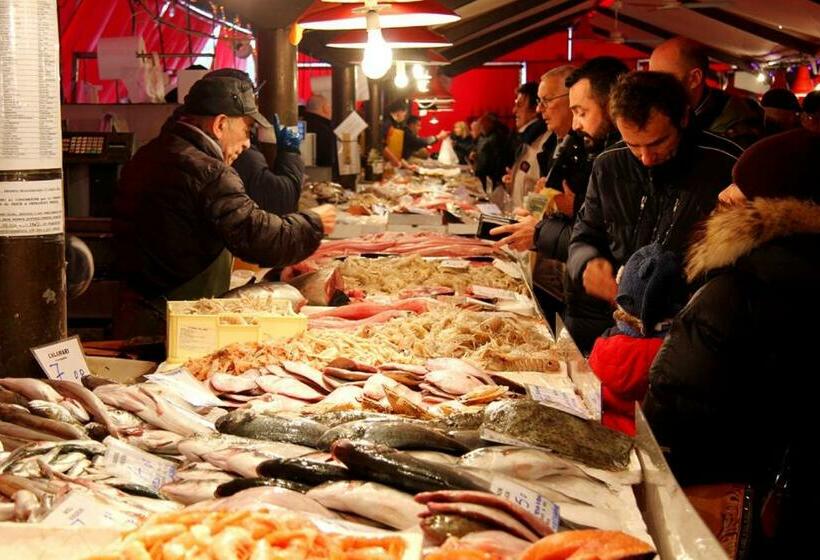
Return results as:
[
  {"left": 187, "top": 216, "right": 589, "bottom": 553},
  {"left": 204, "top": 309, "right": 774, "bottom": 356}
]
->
[{"left": 166, "top": 298, "right": 307, "bottom": 363}]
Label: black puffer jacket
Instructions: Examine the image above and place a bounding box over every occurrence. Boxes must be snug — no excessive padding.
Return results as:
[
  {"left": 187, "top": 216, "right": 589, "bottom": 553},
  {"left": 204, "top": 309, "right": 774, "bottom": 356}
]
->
[
  {"left": 115, "top": 121, "right": 323, "bottom": 297},
  {"left": 232, "top": 145, "right": 304, "bottom": 216},
  {"left": 644, "top": 198, "right": 820, "bottom": 553}
]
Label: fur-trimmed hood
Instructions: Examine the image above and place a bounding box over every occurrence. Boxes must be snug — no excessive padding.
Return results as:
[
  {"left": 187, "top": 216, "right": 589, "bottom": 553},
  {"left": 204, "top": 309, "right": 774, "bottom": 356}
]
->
[{"left": 686, "top": 197, "right": 820, "bottom": 281}]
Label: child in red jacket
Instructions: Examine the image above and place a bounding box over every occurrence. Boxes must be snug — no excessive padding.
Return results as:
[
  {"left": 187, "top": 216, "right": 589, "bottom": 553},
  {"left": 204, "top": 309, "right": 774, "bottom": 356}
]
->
[{"left": 588, "top": 243, "right": 687, "bottom": 436}]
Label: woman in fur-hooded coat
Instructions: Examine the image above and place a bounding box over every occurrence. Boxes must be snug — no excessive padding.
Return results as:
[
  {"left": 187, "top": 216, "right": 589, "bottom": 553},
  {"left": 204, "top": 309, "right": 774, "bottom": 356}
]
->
[{"left": 643, "top": 129, "right": 820, "bottom": 554}]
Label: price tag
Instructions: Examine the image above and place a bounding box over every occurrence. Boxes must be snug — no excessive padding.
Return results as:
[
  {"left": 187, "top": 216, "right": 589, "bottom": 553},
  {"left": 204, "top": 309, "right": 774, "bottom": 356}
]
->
[
  {"left": 526, "top": 383, "right": 592, "bottom": 420},
  {"left": 471, "top": 285, "right": 519, "bottom": 301},
  {"left": 490, "top": 477, "right": 560, "bottom": 533},
  {"left": 492, "top": 258, "right": 524, "bottom": 280},
  {"left": 30, "top": 335, "right": 90, "bottom": 384},
  {"left": 101, "top": 437, "right": 177, "bottom": 491},
  {"left": 40, "top": 490, "right": 142, "bottom": 529}
]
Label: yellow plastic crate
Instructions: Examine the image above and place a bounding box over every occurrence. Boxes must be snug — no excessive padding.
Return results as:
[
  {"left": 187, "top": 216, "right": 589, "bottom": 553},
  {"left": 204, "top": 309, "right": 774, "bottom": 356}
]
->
[{"left": 166, "top": 299, "right": 307, "bottom": 363}]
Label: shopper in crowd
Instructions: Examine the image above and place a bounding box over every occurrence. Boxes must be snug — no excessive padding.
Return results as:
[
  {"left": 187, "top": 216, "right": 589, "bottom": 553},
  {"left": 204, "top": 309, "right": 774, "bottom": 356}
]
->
[
  {"left": 451, "top": 120, "right": 474, "bottom": 164},
  {"left": 467, "top": 118, "right": 482, "bottom": 164},
  {"left": 113, "top": 75, "right": 335, "bottom": 338},
  {"left": 588, "top": 243, "right": 687, "bottom": 436},
  {"left": 473, "top": 112, "right": 508, "bottom": 190},
  {"left": 535, "top": 65, "right": 576, "bottom": 179},
  {"left": 382, "top": 99, "right": 410, "bottom": 167},
  {"left": 503, "top": 82, "right": 548, "bottom": 207},
  {"left": 760, "top": 87, "right": 802, "bottom": 135},
  {"left": 303, "top": 94, "right": 338, "bottom": 178},
  {"left": 645, "top": 128, "right": 820, "bottom": 556},
  {"left": 650, "top": 36, "right": 762, "bottom": 146},
  {"left": 567, "top": 71, "right": 742, "bottom": 352},
  {"left": 401, "top": 115, "right": 449, "bottom": 160},
  {"left": 801, "top": 90, "right": 820, "bottom": 133}
]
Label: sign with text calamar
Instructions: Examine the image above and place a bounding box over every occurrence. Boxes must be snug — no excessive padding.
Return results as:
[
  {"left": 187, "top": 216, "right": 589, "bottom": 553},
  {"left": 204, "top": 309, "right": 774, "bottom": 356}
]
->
[{"left": 30, "top": 335, "right": 90, "bottom": 384}]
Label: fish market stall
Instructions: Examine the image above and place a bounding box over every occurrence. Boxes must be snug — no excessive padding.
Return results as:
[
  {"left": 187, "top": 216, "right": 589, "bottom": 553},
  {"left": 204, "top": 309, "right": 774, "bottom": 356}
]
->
[{"left": 0, "top": 232, "right": 724, "bottom": 559}]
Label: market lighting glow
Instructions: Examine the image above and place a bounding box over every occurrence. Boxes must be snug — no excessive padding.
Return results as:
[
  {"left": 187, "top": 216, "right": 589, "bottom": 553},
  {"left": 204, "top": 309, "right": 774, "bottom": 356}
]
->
[
  {"left": 299, "top": 1, "right": 460, "bottom": 31},
  {"left": 417, "top": 78, "right": 430, "bottom": 93},
  {"left": 361, "top": 11, "right": 393, "bottom": 79},
  {"left": 394, "top": 61, "right": 410, "bottom": 88},
  {"left": 412, "top": 63, "right": 426, "bottom": 80},
  {"left": 756, "top": 72, "right": 767, "bottom": 83}
]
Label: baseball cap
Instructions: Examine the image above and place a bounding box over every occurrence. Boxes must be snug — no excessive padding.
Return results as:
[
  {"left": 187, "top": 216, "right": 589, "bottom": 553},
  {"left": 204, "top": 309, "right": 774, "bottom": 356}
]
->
[{"left": 183, "top": 76, "right": 272, "bottom": 128}]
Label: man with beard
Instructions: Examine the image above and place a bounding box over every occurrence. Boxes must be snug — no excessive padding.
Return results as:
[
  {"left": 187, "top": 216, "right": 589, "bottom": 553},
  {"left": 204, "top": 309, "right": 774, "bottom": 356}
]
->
[{"left": 567, "top": 71, "right": 742, "bottom": 349}]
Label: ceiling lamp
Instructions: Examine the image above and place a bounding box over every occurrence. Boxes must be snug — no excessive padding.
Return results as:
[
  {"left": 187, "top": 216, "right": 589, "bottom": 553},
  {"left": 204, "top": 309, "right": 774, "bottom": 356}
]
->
[
  {"left": 394, "top": 61, "right": 410, "bottom": 88},
  {"left": 300, "top": 0, "right": 460, "bottom": 30},
  {"left": 327, "top": 27, "right": 452, "bottom": 48},
  {"left": 792, "top": 65, "right": 814, "bottom": 95},
  {"left": 361, "top": 10, "right": 393, "bottom": 79},
  {"left": 398, "top": 50, "right": 450, "bottom": 66}
]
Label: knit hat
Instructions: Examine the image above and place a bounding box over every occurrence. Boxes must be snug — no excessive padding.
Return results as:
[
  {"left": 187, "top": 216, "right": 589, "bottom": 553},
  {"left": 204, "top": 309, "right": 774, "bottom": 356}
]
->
[
  {"left": 732, "top": 128, "right": 820, "bottom": 203},
  {"left": 761, "top": 88, "right": 801, "bottom": 112},
  {"left": 616, "top": 243, "right": 687, "bottom": 335}
]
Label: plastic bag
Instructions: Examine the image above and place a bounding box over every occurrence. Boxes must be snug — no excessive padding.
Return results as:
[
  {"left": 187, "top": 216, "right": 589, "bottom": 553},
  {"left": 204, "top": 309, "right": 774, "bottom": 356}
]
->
[{"left": 438, "top": 135, "right": 459, "bottom": 165}]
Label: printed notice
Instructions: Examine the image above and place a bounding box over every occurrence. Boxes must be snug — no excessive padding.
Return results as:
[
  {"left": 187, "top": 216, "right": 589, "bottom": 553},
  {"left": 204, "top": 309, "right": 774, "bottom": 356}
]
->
[
  {"left": 0, "top": 0, "right": 62, "bottom": 171},
  {"left": 31, "top": 335, "right": 89, "bottom": 384},
  {"left": 0, "top": 179, "right": 64, "bottom": 237}
]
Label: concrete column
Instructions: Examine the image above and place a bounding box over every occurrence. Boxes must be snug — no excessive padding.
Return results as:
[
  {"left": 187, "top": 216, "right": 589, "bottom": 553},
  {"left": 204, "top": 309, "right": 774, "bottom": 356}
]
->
[
  {"left": 331, "top": 64, "right": 356, "bottom": 128},
  {"left": 256, "top": 27, "right": 298, "bottom": 126},
  {"left": 366, "top": 78, "right": 383, "bottom": 153}
]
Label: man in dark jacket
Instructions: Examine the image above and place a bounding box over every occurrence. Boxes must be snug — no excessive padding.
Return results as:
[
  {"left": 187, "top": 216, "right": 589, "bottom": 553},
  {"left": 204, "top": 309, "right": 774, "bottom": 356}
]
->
[
  {"left": 650, "top": 36, "right": 762, "bottom": 146},
  {"left": 645, "top": 129, "right": 820, "bottom": 556},
  {"left": 113, "top": 75, "right": 335, "bottom": 338},
  {"left": 503, "top": 82, "right": 548, "bottom": 208},
  {"left": 401, "top": 116, "right": 448, "bottom": 159},
  {"left": 567, "top": 71, "right": 742, "bottom": 351},
  {"left": 302, "top": 94, "right": 338, "bottom": 177}
]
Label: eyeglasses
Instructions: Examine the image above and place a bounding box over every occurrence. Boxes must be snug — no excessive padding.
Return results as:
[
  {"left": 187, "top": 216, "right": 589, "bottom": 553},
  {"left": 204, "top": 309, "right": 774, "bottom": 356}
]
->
[{"left": 538, "top": 93, "right": 569, "bottom": 107}]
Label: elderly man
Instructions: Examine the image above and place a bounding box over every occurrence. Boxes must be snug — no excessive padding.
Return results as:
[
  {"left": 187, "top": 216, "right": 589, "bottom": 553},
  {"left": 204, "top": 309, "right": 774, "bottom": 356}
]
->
[
  {"left": 114, "top": 75, "right": 335, "bottom": 338},
  {"left": 503, "top": 82, "right": 548, "bottom": 207},
  {"left": 567, "top": 71, "right": 742, "bottom": 350},
  {"left": 303, "top": 94, "right": 338, "bottom": 176},
  {"left": 650, "top": 37, "right": 762, "bottom": 146}
]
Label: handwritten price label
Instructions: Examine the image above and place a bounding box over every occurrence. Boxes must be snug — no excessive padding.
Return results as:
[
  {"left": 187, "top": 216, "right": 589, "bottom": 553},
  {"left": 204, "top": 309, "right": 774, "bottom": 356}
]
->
[
  {"left": 490, "top": 477, "right": 560, "bottom": 533},
  {"left": 40, "top": 490, "right": 141, "bottom": 529},
  {"left": 102, "top": 437, "right": 177, "bottom": 491},
  {"left": 30, "top": 335, "right": 90, "bottom": 384}
]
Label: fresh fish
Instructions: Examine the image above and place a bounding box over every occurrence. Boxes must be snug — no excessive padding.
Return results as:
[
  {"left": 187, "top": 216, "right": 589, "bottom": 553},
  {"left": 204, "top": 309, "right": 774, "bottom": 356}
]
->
[
  {"left": 202, "top": 444, "right": 314, "bottom": 478},
  {"left": 307, "top": 481, "right": 425, "bottom": 530},
  {"left": 0, "top": 387, "right": 28, "bottom": 408},
  {"left": 95, "top": 385, "right": 213, "bottom": 436},
  {"left": 281, "top": 361, "right": 333, "bottom": 393},
  {"left": 307, "top": 410, "right": 395, "bottom": 427},
  {"left": 214, "top": 477, "right": 310, "bottom": 497},
  {"left": 425, "top": 370, "right": 486, "bottom": 396},
  {"left": 0, "top": 502, "right": 15, "bottom": 522},
  {"left": 124, "top": 430, "right": 185, "bottom": 455},
  {"left": 256, "top": 457, "right": 348, "bottom": 486},
  {"left": 429, "top": 410, "right": 485, "bottom": 431},
  {"left": 304, "top": 386, "right": 363, "bottom": 412},
  {"left": 242, "top": 394, "right": 307, "bottom": 415},
  {"left": 286, "top": 266, "right": 349, "bottom": 306},
  {"left": 194, "top": 486, "right": 336, "bottom": 518},
  {"left": 422, "top": 501, "right": 540, "bottom": 542},
  {"left": 452, "top": 530, "right": 532, "bottom": 558},
  {"left": 13, "top": 489, "right": 39, "bottom": 521},
  {"left": 160, "top": 478, "right": 231, "bottom": 505},
  {"left": 446, "top": 430, "right": 488, "bottom": 451},
  {"left": 26, "top": 400, "right": 79, "bottom": 426},
  {"left": 331, "top": 440, "right": 488, "bottom": 494},
  {"left": 317, "top": 420, "right": 469, "bottom": 454},
  {"left": 220, "top": 281, "right": 308, "bottom": 312},
  {"left": 215, "top": 410, "right": 327, "bottom": 447},
  {"left": 104, "top": 407, "right": 144, "bottom": 432},
  {"left": 43, "top": 380, "right": 120, "bottom": 437},
  {"left": 327, "top": 357, "right": 378, "bottom": 373},
  {"left": 481, "top": 400, "right": 634, "bottom": 471},
  {"left": 416, "top": 490, "right": 556, "bottom": 538},
  {"left": 0, "top": 405, "right": 87, "bottom": 440},
  {"left": 379, "top": 363, "right": 428, "bottom": 375},
  {"left": 420, "top": 513, "right": 494, "bottom": 545},
  {"left": 519, "top": 530, "right": 654, "bottom": 560},
  {"left": 80, "top": 374, "right": 117, "bottom": 391},
  {"left": 322, "top": 367, "right": 372, "bottom": 382},
  {"left": 425, "top": 358, "right": 494, "bottom": 385},
  {"left": 210, "top": 373, "right": 258, "bottom": 394},
  {"left": 0, "top": 420, "right": 62, "bottom": 442},
  {"left": 177, "top": 434, "right": 261, "bottom": 461},
  {"left": 109, "top": 483, "right": 164, "bottom": 500},
  {"left": 84, "top": 422, "right": 109, "bottom": 441},
  {"left": 255, "top": 376, "right": 324, "bottom": 402},
  {"left": 459, "top": 446, "right": 597, "bottom": 483},
  {"left": 405, "top": 451, "right": 460, "bottom": 465}
]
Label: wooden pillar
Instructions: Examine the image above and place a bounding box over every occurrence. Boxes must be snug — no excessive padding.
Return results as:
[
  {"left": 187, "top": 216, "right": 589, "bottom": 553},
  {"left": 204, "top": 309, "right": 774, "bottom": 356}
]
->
[
  {"left": 331, "top": 64, "right": 356, "bottom": 128},
  {"left": 256, "top": 27, "right": 298, "bottom": 126},
  {"left": 366, "top": 78, "right": 383, "bottom": 153}
]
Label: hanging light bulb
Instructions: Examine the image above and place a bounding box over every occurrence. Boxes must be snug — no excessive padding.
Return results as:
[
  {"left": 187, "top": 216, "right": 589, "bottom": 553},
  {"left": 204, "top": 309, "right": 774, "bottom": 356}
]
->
[
  {"left": 429, "top": 115, "right": 439, "bottom": 125},
  {"left": 416, "top": 78, "right": 430, "bottom": 93},
  {"left": 394, "top": 61, "right": 409, "bottom": 88},
  {"left": 361, "top": 11, "right": 393, "bottom": 80},
  {"left": 756, "top": 71, "right": 767, "bottom": 83},
  {"left": 412, "top": 63, "right": 426, "bottom": 80}
]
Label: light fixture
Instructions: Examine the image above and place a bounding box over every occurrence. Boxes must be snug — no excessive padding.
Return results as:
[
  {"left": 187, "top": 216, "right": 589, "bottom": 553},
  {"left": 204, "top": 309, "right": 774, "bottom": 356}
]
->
[
  {"left": 394, "top": 61, "right": 409, "bottom": 88},
  {"left": 300, "top": 0, "right": 460, "bottom": 30},
  {"left": 756, "top": 72, "right": 767, "bottom": 83},
  {"left": 412, "top": 63, "right": 426, "bottom": 80},
  {"left": 419, "top": 109, "right": 427, "bottom": 116},
  {"left": 429, "top": 115, "right": 439, "bottom": 125},
  {"left": 326, "top": 27, "right": 452, "bottom": 49},
  {"left": 792, "top": 65, "right": 814, "bottom": 94},
  {"left": 416, "top": 78, "right": 430, "bottom": 93},
  {"left": 361, "top": 10, "right": 393, "bottom": 79}
]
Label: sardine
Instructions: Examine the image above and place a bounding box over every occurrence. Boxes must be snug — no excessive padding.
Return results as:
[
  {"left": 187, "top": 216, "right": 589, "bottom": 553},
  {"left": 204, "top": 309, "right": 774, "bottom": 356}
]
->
[
  {"left": 317, "top": 420, "right": 469, "bottom": 454},
  {"left": 215, "top": 410, "right": 328, "bottom": 447},
  {"left": 256, "top": 457, "right": 348, "bottom": 486},
  {"left": 214, "top": 477, "right": 310, "bottom": 497},
  {"left": 307, "top": 480, "right": 425, "bottom": 530},
  {"left": 26, "top": 400, "right": 79, "bottom": 426},
  {"left": 331, "top": 439, "right": 489, "bottom": 494},
  {"left": 0, "top": 404, "right": 87, "bottom": 440},
  {"left": 43, "top": 380, "right": 120, "bottom": 437}
]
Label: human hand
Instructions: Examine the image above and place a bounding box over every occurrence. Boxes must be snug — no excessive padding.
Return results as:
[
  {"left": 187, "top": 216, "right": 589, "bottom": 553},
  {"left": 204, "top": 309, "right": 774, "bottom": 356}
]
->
[
  {"left": 553, "top": 180, "right": 576, "bottom": 217},
  {"left": 582, "top": 258, "right": 617, "bottom": 303},
  {"left": 491, "top": 216, "right": 538, "bottom": 252},
  {"left": 311, "top": 204, "right": 336, "bottom": 234},
  {"left": 718, "top": 183, "right": 746, "bottom": 207},
  {"left": 501, "top": 167, "right": 512, "bottom": 185},
  {"left": 273, "top": 114, "right": 301, "bottom": 152},
  {"left": 534, "top": 177, "right": 547, "bottom": 192},
  {"left": 513, "top": 207, "right": 531, "bottom": 217},
  {"left": 436, "top": 130, "right": 450, "bottom": 140}
]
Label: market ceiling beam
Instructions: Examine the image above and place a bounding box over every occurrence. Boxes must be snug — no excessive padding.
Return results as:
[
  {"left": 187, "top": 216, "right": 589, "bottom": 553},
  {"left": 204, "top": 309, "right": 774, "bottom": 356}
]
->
[
  {"left": 439, "top": 0, "right": 587, "bottom": 44},
  {"left": 596, "top": 7, "right": 755, "bottom": 71},
  {"left": 218, "top": 0, "right": 315, "bottom": 29},
  {"left": 689, "top": 7, "right": 820, "bottom": 55},
  {"left": 443, "top": 13, "right": 580, "bottom": 77},
  {"left": 442, "top": 1, "right": 588, "bottom": 62},
  {"left": 590, "top": 26, "right": 654, "bottom": 55}
]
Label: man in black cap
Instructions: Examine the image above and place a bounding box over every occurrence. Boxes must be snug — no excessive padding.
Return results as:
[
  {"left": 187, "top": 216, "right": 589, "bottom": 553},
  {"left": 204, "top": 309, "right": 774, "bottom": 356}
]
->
[
  {"left": 760, "top": 88, "right": 802, "bottom": 135},
  {"left": 113, "top": 75, "right": 335, "bottom": 338}
]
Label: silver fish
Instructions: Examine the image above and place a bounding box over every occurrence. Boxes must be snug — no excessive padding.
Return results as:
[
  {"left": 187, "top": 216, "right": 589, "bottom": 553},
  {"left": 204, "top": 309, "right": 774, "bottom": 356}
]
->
[
  {"left": 306, "top": 481, "right": 425, "bottom": 530},
  {"left": 43, "top": 380, "right": 119, "bottom": 437},
  {"left": 160, "top": 478, "right": 229, "bottom": 505},
  {"left": 27, "top": 400, "right": 80, "bottom": 425}
]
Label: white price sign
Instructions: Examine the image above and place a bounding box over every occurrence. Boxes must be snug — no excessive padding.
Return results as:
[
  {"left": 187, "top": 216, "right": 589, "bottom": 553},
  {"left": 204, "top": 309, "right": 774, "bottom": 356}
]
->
[
  {"left": 40, "top": 490, "right": 141, "bottom": 529},
  {"left": 526, "top": 383, "right": 593, "bottom": 420},
  {"left": 102, "top": 437, "right": 177, "bottom": 491},
  {"left": 490, "top": 477, "right": 560, "bottom": 533},
  {"left": 30, "top": 335, "right": 90, "bottom": 384}
]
